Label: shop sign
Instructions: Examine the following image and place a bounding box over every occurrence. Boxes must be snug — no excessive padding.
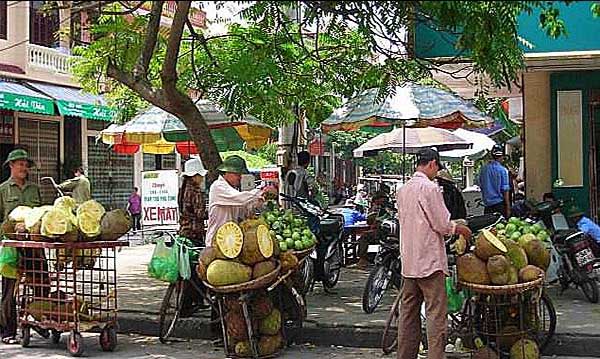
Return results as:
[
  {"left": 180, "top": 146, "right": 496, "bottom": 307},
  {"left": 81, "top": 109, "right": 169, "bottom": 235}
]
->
[
  {"left": 0, "top": 92, "right": 54, "bottom": 115},
  {"left": 308, "top": 139, "right": 325, "bottom": 156},
  {"left": 57, "top": 100, "right": 116, "bottom": 121},
  {"left": 141, "top": 170, "right": 179, "bottom": 226}
]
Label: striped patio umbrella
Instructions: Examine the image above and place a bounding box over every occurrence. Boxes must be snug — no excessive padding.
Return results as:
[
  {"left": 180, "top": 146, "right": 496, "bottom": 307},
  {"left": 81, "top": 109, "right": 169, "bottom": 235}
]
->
[
  {"left": 353, "top": 127, "right": 472, "bottom": 158},
  {"left": 100, "top": 100, "right": 273, "bottom": 154},
  {"left": 322, "top": 83, "right": 493, "bottom": 132}
]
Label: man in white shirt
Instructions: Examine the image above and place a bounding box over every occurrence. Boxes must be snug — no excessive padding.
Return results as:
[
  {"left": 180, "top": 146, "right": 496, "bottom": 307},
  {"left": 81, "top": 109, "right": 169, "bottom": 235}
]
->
[{"left": 206, "top": 155, "right": 265, "bottom": 246}]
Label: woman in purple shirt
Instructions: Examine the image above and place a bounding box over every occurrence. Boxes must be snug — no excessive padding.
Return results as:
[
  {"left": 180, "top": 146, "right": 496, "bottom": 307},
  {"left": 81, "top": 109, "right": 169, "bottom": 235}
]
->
[{"left": 127, "top": 187, "right": 142, "bottom": 232}]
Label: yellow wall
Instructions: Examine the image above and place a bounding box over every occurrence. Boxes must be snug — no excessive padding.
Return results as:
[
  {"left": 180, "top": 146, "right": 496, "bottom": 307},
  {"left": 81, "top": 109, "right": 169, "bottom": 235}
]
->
[{"left": 523, "top": 72, "right": 552, "bottom": 201}]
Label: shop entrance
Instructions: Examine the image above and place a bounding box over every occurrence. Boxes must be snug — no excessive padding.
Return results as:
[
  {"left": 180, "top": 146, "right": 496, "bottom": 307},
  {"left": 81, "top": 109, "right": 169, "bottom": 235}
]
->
[
  {"left": 589, "top": 90, "right": 600, "bottom": 221},
  {"left": 18, "top": 117, "right": 60, "bottom": 204}
]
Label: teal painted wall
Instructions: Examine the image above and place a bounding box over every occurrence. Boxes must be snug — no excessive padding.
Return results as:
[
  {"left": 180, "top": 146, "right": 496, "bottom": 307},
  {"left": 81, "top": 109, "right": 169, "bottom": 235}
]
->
[
  {"left": 550, "top": 71, "right": 600, "bottom": 215},
  {"left": 415, "top": 2, "right": 600, "bottom": 58}
]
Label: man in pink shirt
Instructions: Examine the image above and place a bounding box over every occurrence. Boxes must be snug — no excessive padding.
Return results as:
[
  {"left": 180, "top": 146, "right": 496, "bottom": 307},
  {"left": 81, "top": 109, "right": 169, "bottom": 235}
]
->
[{"left": 396, "top": 148, "right": 472, "bottom": 359}]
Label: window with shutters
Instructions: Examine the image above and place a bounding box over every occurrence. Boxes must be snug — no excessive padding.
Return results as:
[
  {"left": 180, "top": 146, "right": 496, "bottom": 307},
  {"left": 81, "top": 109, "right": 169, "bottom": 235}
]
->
[
  {"left": 0, "top": 2, "right": 7, "bottom": 40},
  {"left": 29, "top": 1, "right": 59, "bottom": 47}
]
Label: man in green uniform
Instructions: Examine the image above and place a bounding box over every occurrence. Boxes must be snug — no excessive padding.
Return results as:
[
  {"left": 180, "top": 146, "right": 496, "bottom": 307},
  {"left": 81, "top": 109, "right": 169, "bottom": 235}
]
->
[
  {"left": 58, "top": 165, "right": 91, "bottom": 204},
  {"left": 0, "top": 149, "right": 41, "bottom": 344}
]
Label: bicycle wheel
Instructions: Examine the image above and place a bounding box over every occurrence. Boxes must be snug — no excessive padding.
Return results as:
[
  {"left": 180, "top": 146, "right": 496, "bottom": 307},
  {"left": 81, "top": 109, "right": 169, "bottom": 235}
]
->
[
  {"left": 536, "top": 291, "right": 557, "bottom": 352},
  {"left": 381, "top": 294, "right": 400, "bottom": 354},
  {"left": 159, "top": 280, "right": 184, "bottom": 343},
  {"left": 362, "top": 263, "right": 391, "bottom": 314}
]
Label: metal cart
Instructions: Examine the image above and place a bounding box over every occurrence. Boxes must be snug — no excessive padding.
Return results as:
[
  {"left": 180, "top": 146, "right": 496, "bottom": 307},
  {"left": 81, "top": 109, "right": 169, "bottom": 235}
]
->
[{"left": 3, "top": 239, "right": 128, "bottom": 357}]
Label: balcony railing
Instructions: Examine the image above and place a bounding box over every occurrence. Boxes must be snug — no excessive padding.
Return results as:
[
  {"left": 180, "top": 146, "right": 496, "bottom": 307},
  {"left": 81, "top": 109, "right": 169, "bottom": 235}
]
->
[{"left": 27, "top": 43, "right": 72, "bottom": 75}]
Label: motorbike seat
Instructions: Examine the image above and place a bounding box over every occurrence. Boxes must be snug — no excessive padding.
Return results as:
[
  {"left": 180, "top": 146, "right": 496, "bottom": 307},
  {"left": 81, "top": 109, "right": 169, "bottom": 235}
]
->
[
  {"left": 320, "top": 215, "right": 344, "bottom": 235},
  {"left": 466, "top": 213, "right": 503, "bottom": 232},
  {"left": 553, "top": 229, "right": 580, "bottom": 244}
]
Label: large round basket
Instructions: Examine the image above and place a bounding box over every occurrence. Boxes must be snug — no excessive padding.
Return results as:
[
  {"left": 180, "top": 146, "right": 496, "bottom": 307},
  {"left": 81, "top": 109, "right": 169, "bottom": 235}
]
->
[
  {"left": 459, "top": 276, "right": 544, "bottom": 296},
  {"left": 203, "top": 263, "right": 281, "bottom": 294},
  {"left": 292, "top": 246, "right": 315, "bottom": 259}
]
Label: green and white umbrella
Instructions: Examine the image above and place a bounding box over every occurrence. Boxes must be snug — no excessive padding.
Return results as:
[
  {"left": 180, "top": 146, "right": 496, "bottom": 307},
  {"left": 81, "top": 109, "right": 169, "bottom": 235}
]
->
[{"left": 101, "top": 100, "right": 273, "bottom": 154}]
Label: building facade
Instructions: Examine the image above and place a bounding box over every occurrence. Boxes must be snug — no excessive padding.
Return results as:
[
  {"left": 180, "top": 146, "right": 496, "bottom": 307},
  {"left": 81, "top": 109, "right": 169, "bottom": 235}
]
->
[
  {"left": 0, "top": 1, "right": 205, "bottom": 209},
  {"left": 415, "top": 1, "right": 600, "bottom": 218}
]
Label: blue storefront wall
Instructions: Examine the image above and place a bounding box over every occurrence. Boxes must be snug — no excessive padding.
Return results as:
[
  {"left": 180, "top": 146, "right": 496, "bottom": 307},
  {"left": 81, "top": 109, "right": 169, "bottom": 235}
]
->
[
  {"left": 550, "top": 71, "right": 600, "bottom": 214},
  {"left": 415, "top": 1, "right": 600, "bottom": 58}
]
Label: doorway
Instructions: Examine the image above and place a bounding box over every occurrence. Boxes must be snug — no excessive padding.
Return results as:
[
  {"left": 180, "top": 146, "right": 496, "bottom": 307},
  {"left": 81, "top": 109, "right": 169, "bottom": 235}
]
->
[
  {"left": 590, "top": 90, "right": 600, "bottom": 221},
  {"left": 18, "top": 117, "right": 60, "bottom": 204}
]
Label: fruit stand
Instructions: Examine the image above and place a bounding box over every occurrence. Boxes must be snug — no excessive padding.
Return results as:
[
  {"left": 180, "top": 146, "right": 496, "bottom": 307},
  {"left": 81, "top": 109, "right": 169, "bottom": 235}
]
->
[
  {"left": 454, "top": 220, "right": 556, "bottom": 358},
  {"left": 0, "top": 197, "right": 132, "bottom": 356},
  {"left": 197, "top": 208, "right": 316, "bottom": 358}
]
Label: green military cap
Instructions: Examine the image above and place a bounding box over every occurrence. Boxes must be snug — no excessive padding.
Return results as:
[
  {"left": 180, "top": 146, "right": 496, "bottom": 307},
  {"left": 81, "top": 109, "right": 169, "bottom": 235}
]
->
[
  {"left": 217, "top": 155, "right": 249, "bottom": 174},
  {"left": 4, "top": 149, "right": 35, "bottom": 167}
]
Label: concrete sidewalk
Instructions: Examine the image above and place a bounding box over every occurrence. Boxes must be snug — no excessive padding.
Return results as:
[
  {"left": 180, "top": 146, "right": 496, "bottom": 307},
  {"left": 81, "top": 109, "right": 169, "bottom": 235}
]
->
[{"left": 114, "top": 243, "right": 600, "bottom": 357}]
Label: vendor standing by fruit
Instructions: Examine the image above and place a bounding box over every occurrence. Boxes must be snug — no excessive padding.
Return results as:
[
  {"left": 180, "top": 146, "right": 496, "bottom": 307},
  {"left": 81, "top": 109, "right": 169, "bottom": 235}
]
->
[
  {"left": 479, "top": 144, "right": 511, "bottom": 218},
  {"left": 0, "top": 149, "right": 42, "bottom": 345},
  {"left": 396, "top": 148, "right": 472, "bottom": 359},
  {"left": 206, "top": 155, "right": 265, "bottom": 247},
  {"left": 57, "top": 165, "right": 91, "bottom": 204},
  {"left": 179, "top": 157, "right": 209, "bottom": 316}
]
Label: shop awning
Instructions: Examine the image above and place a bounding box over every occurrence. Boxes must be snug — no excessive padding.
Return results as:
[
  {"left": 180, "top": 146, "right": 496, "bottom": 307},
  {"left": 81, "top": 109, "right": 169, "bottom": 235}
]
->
[
  {"left": 26, "top": 82, "right": 116, "bottom": 121},
  {"left": 0, "top": 80, "right": 55, "bottom": 115}
]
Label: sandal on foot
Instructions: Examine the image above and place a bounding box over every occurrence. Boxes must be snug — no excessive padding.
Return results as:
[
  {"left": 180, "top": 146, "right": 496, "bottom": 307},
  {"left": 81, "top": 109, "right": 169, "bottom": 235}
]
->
[{"left": 2, "top": 337, "right": 19, "bottom": 345}]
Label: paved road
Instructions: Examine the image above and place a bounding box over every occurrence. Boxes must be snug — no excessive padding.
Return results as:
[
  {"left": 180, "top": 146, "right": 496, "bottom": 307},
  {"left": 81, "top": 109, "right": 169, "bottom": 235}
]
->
[
  {"left": 3, "top": 333, "right": 384, "bottom": 358},
  {"left": 3, "top": 333, "right": 598, "bottom": 358}
]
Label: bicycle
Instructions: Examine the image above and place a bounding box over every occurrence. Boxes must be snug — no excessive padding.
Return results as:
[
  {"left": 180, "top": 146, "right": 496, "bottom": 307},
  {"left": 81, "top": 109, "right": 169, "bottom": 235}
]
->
[{"left": 155, "top": 231, "right": 217, "bottom": 344}]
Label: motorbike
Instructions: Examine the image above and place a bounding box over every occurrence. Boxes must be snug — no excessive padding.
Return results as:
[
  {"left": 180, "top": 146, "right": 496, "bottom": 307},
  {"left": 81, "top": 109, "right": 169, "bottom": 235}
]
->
[
  {"left": 362, "top": 212, "right": 503, "bottom": 314},
  {"left": 280, "top": 194, "right": 345, "bottom": 293},
  {"left": 523, "top": 200, "right": 600, "bottom": 303},
  {"left": 362, "top": 217, "right": 401, "bottom": 314}
]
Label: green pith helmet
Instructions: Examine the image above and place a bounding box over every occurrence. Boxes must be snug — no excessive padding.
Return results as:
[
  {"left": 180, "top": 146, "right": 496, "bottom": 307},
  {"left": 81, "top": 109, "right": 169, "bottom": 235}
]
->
[
  {"left": 4, "top": 149, "right": 35, "bottom": 167},
  {"left": 217, "top": 155, "right": 249, "bottom": 174}
]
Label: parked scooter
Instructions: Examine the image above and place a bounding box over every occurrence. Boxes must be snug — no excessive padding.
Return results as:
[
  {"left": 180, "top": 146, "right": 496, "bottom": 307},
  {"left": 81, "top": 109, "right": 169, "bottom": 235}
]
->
[
  {"left": 522, "top": 200, "right": 600, "bottom": 303},
  {"left": 280, "top": 194, "right": 345, "bottom": 293},
  {"left": 362, "top": 217, "right": 401, "bottom": 314}
]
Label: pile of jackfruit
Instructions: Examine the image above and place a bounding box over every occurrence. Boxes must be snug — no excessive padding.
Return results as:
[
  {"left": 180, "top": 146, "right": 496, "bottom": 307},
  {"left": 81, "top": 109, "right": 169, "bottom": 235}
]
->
[{"left": 2, "top": 197, "right": 131, "bottom": 242}]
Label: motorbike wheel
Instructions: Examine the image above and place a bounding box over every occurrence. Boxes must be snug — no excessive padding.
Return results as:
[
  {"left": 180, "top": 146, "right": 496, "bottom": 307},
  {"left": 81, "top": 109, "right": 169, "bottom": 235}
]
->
[
  {"left": 322, "top": 242, "right": 343, "bottom": 289},
  {"left": 296, "top": 257, "right": 315, "bottom": 295},
  {"left": 362, "top": 263, "right": 391, "bottom": 314},
  {"left": 579, "top": 279, "right": 599, "bottom": 303}
]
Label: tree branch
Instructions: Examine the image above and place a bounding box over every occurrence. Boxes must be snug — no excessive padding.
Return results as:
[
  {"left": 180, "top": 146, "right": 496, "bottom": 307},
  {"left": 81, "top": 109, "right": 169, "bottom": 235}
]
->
[
  {"left": 107, "top": 61, "right": 167, "bottom": 108},
  {"left": 161, "top": 1, "right": 190, "bottom": 90},
  {"left": 134, "top": 0, "right": 164, "bottom": 79}
]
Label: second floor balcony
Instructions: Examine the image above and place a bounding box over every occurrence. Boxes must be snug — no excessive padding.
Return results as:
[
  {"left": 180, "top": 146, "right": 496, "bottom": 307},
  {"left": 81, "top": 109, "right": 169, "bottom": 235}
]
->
[{"left": 27, "top": 43, "right": 72, "bottom": 75}]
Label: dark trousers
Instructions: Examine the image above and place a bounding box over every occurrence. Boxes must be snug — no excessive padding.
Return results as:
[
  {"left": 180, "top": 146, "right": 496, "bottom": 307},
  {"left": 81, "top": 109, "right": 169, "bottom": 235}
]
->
[
  {"left": 0, "top": 276, "right": 17, "bottom": 339},
  {"left": 358, "top": 230, "right": 378, "bottom": 259},
  {"left": 1, "top": 248, "right": 49, "bottom": 339},
  {"left": 132, "top": 213, "right": 142, "bottom": 231},
  {"left": 484, "top": 201, "right": 507, "bottom": 218}
]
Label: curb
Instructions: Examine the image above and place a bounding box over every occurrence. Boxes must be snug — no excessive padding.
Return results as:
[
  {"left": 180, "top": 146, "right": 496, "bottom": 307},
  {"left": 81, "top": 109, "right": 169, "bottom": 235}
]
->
[{"left": 116, "top": 311, "right": 600, "bottom": 357}]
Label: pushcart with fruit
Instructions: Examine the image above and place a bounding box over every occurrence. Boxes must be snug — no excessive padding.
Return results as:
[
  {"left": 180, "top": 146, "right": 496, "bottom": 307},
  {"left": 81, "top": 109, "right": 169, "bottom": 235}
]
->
[{"left": 0, "top": 197, "right": 132, "bottom": 356}]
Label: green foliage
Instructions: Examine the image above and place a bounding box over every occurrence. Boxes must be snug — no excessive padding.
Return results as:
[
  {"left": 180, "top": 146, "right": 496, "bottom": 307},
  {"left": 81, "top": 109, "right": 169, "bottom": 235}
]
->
[
  {"left": 593, "top": 3, "right": 600, "bottom": 17},
  {"left": 359, "top": 151, "right": 414, "bottom": 176},
  {"left": 256, "top": 143, "right": 278, "bottom": 164},
  {"left": 220, "top": 151, "right": 273, "bottom": 169},
  {"left": 327, "top": 130, "right": 377, "bottom": 160}
]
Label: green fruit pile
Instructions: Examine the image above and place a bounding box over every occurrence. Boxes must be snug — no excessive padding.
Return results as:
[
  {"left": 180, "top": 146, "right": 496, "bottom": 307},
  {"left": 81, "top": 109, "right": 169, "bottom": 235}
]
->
[
  {"left": 261, "top": 207, "right": 317, "bottom": 252},
  {"left": 496, "top": 217, "right": 550, "bottom": 243}
]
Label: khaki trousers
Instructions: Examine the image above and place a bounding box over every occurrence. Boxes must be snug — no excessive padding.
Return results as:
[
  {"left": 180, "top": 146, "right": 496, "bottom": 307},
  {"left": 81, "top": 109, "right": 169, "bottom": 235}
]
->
[{"left": 397, "top": 271, "right": 447, "bottom": 359}]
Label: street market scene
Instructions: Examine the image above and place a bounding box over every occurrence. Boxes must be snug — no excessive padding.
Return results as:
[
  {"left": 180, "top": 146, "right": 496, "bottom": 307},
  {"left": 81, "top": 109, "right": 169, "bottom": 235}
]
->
[{"left": 1, "top": 1, "right": 600, "bottom": 359}]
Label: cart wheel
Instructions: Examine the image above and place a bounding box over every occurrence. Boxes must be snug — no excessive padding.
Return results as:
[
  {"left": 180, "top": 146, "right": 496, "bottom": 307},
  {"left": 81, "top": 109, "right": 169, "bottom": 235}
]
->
[
  {"left": 21, "top": 326, "right": 31, "bottom": 348},
  {"left": 99, "top": 326, "right": 117, "bottom": 352},
  {"left": 68, "top": 331, "right": 84, "bottom": 357},
  {"left": 51, "top": 330, "right": 61, "bottom": 344}
]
